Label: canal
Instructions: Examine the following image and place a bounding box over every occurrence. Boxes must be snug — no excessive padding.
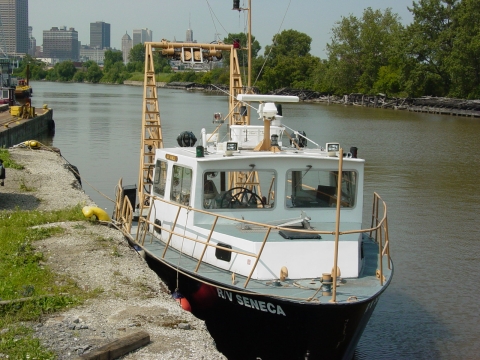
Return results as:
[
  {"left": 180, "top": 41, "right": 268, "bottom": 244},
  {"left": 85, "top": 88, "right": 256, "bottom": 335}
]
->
[{"left": 31, "top": 81, "right": 480, "bottom": 359}]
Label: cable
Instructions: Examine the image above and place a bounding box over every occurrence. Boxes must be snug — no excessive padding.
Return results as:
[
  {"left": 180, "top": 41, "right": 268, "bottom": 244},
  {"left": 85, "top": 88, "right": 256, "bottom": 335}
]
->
[{"left": 253, "top": 0, "right": 292, "bottom": 87}]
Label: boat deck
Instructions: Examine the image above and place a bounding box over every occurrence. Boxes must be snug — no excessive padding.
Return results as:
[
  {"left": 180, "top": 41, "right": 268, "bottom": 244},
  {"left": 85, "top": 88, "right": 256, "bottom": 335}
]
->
[{"left": 128, "top": 223, "right": 392, "bottom": 304}]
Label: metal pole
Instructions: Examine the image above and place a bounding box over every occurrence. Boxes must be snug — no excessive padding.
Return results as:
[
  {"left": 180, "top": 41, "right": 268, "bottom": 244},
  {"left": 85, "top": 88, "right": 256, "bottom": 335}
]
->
[
  {"left": 330, "top": 148, "right": 344, "bottom": 303},
  {"left": 248, "top": 0, "right": 252, "bottom": 91}
]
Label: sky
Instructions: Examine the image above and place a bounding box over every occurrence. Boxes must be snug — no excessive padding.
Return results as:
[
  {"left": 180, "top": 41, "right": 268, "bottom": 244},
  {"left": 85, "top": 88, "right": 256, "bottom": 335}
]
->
[{"left": 29, "top": 0, "right": 415, "bottom": 59}]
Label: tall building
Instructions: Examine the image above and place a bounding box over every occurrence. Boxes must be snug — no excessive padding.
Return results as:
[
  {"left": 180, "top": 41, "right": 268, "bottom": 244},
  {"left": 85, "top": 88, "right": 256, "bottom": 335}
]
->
[
  {"left": 185, "top": 28, "right": 193, "bottom": 42},
  {"left": 90, "top": 21, "right": 110, "bottom": 49},
  {"left": 28, "top": 25, "right": 36, "bottom": 56},
  {"left": 0, "top": 0, "right": 29, "bottom": 57},
  {"left": 132, "top": 28, "right": 152, "bottom": 46},
  {"left": 121, "top": 31, "right": 132, "bottom": 64},
  {"left": 43, "top": 26, "right": 79, "bottom": 61}
]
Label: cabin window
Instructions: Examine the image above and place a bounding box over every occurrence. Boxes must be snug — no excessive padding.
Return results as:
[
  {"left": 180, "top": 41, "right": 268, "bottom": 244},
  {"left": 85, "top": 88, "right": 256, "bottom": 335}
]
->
[
  {"left": 202, "top": 169, "right": 276, "bottom": 210},
  {"left": 171, "top": 165, "right": 192, "bottom": 205},
  {"left": 153, "top": 160, "right": 168, "bottom": 197},
  {"left": 286, "top": 169, "right": 357, "bottom": 208}
]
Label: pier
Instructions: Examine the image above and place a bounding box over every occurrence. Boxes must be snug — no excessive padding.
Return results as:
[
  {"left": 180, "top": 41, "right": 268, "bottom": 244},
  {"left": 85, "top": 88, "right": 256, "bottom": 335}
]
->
[{"left": 0, "top": 106, "right": 54, "bottom": 148}]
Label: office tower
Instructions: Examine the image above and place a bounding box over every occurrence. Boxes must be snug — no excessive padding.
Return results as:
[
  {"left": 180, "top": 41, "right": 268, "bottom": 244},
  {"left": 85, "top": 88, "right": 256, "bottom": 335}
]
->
[
  {"left": 28, "top": 25, "right": 36, "bottom": 56},
  {"left": 132, "top": 28, "right": 152, "bottom": 46},
  {"left": 122, "top": 31, "right": 132, "bottom": 64},
  {"left": 186, "top": 28, "right": 193, "bottom": 42},
  {"left": 90, "top": 21, "right": 110, "bottom": 49},
  {"left": 0, "top": 0, "right": 28, "bottom": 56},
  {"left": 43, "top": 26, "right": 79, "bottom": 61}
]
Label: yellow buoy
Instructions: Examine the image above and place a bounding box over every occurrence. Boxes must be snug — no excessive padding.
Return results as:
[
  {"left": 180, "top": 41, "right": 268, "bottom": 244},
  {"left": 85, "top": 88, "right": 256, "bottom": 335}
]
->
[
  {"left": 24, "top": 140, "right": 40, "bottom": 148},
  {"left": 82, "top": 206, "right": 111, "bottom": 222}
]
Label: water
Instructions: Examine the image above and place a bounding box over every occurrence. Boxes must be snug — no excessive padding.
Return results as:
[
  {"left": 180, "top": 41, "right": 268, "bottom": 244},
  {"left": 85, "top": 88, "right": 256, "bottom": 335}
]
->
[{"left": 31, "top": 81, "right": 480, "bottom": 359}]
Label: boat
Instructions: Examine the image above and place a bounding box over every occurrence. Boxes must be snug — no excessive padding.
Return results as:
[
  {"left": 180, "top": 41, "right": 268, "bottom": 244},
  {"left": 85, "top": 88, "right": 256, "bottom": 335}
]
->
[
  {"left": 113, "top": 3, "right": 393, "bottom": 359},
  {"left": 0, "top": 86, "right": 15, "bottom": 106},
  {"left": 14, "top": 78, "right": 32, "bottom": 99}
]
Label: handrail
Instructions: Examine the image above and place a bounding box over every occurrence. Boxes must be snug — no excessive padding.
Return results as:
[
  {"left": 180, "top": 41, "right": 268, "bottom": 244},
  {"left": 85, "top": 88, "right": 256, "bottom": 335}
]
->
[
  {"left": 125, "top": 190, "right": 391, "bottom": 290},
  {"left": 370, "top": 192, "right": 391, "bottom": 285},
  {"left": 113, "top": 178, "right": 133, "bottom": 233}
]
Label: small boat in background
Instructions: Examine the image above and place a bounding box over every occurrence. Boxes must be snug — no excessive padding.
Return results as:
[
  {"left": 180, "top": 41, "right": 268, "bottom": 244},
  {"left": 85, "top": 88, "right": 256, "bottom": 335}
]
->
[
  {"left": 14, "top": 78, "right": 32, "bottom": 99},
  {"left": 0, "top": 87, "right": 15, "bottom": 106}
]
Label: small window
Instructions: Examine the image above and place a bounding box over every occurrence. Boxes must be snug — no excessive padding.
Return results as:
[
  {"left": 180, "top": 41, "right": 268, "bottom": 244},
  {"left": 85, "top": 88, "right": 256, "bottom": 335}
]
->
[
  {"left": 153, "top": 160, "right": 167, "bottom": 197},
  {"left": 171, "top": 165, "right": 192, "bottom": 205},
  {"left": 286, "top": 169, "right": 356, "bottom": 208}
]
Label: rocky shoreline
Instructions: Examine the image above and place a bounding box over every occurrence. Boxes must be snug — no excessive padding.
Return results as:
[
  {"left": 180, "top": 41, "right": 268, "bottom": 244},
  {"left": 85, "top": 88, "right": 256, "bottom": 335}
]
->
[{"left": 0, "top": 147, "right": 225, "bottom": 359}]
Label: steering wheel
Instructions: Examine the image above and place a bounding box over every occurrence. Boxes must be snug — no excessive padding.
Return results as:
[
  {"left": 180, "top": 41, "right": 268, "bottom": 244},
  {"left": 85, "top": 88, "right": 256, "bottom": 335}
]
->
[{"left": 220, "top": 187, "right": 265, "bottom": 209}]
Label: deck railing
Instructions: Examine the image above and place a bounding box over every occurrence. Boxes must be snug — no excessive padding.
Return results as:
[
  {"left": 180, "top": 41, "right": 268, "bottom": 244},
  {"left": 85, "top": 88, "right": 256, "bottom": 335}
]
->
[
  {"left": 113, "top": 188, "right": 391, "bottom": 293},
  {"left": 113, "top": 178, "right": 134, "bottom": 234},
  {"left": 370, "top": 192, "right": 391, "bottom": 286}
]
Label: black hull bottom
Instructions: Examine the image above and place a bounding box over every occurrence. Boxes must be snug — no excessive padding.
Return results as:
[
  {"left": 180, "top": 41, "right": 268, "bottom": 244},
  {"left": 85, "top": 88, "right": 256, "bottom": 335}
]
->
[{"left": 143, "top": 254, "right": 384, "bottom": 360}]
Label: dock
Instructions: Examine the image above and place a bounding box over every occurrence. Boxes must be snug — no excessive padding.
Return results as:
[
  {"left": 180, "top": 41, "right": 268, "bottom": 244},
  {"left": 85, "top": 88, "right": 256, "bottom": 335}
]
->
[{"left": 0, "top": 106, "right": 54, "bottom": 148}]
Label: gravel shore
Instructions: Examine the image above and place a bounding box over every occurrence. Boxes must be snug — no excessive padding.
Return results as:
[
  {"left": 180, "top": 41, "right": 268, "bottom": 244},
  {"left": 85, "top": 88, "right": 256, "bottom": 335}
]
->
[{"left": 0, "top": 147, "right": 226, "bottom": 359}]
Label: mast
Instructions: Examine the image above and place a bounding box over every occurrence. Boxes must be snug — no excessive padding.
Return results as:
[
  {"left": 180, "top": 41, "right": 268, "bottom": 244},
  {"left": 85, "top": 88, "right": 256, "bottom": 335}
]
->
[{"left": 231, "top": 0, "right": 252, "bottom": 125}]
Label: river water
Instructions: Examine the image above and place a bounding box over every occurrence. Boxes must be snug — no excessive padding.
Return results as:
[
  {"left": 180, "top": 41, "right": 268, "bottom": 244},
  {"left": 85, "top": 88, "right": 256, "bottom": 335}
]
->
[{"left": 30, "top": 81, "right": 480, "bottom": 359}]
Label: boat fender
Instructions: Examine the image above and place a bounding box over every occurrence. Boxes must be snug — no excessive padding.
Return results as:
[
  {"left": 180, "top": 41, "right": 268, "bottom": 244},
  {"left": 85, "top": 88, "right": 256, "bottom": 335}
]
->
[
  {"left": 331, "top": 266, "right": 341, "bottom": 278},
  {"left": 82, "top": 206, "right": 111, "bottom": 222},
  {"left": 177, "top": 131, "right": 197, "bottom": 147},
  {"left": 24, "top": 140, "right": 40, "bottom": 148},
  {"left": 172, "top": 290, "right": 192, "bottom": 312},
  {"left": 191, "top": 283, "right": 217, "bottom": 310},
  {"left": 280, "top": 266, "right": 288, "bottom": 281}
]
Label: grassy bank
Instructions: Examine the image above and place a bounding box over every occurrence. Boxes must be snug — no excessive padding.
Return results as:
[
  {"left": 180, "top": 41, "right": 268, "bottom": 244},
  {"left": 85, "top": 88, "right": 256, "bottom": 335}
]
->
[
  {"left": 0, "top": 148, "right": 23, "bottom": 170},
  {"left": 126, "top": 72, "right": 174, "bottom": 82},
  {"left": 0, "top": 205, "right": 95, "bottom": 358}
]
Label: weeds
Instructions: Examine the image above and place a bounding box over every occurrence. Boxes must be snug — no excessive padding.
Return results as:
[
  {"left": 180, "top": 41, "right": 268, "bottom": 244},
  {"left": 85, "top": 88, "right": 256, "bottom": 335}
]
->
[
  {"left": 18, "top": 177, "right": 35, "bottom": 192},
  {"left": 0, "top": 205, "right": 102, "bottom": 357},
  {"left": 0, "top": 148, "right": 24, "bottom": 170}
]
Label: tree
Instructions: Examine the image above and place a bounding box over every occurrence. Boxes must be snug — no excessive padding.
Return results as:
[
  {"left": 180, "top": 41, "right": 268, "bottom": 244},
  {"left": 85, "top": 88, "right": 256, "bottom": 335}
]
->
[
  {"left": 325, "top": 8, "right": 404, "bottom": 95},
  {"left": 102, "top": 62, "right": 129, "bottom": 84},
  {"left": 85, "top": 62, "right": 103, "bottom": 83},
  {"left": 446, "top": 0, "right": 480, "bottom": 98},
  {"left": 12, "top": 55, "right": 48, "bottom": 80},
  {"left": 254, "top": 30, "right": 318, "bottom": 92},
  {"left": 263, "top": 30, "right": 311, "bottom": 65},
  {"left": 56, "top": 61, "right": 77, "bottom": 81},
  {"left": 128, "top": 43, "right": 146, "bottom": 63},
  {"left": 403, "top": 0, "right": 457, "bottom": 96},
  {"left": 103, "top": 50, "right": 124, "bottom": 73}
]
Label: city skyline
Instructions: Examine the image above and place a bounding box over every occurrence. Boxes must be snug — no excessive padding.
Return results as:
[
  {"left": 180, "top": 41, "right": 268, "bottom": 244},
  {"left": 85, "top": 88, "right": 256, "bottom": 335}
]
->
[{"left": 29, "top": 0, "right": 415, "bottom": 59}]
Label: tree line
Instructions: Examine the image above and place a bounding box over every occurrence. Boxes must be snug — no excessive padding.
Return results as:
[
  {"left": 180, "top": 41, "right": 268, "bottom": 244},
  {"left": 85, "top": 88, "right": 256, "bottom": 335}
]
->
[{"left": 13, "top": 0, "right": 480, "bottom": 99}]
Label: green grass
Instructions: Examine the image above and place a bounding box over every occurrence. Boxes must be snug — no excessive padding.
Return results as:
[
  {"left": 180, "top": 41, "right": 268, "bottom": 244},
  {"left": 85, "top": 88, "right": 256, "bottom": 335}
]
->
[
  {"left": 127, "top": 72, "right": 174, "bottom": 82},
  {"left": 0, "top": 205, "right": 101, "bottom": 358},
  {"left": 0, "top": 148, "right": 24, "bottom": 170}
]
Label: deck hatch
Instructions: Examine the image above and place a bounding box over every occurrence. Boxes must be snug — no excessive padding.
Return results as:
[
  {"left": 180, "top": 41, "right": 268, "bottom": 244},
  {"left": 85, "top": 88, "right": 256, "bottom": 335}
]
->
[{"left": 215, "top": 243, "right": 232, "bottom": 262}]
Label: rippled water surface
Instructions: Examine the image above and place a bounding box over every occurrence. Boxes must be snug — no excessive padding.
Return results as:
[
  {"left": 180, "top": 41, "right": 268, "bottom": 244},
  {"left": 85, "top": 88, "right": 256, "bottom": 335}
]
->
[{"left": 31, "top": 81, "right": 480, "bottom": 359}]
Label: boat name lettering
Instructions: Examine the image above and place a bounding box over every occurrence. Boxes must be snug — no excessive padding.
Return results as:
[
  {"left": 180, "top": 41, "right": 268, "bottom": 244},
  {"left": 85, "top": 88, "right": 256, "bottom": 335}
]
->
[
  {"left": 165, "top": 154, "right": 178, "bottom": 162},
  {"left": 364, "top": 297, "right": 379, "bottom": 314},
  {"left": 216, "top": 288, "right": 286, "bottom": 316}
]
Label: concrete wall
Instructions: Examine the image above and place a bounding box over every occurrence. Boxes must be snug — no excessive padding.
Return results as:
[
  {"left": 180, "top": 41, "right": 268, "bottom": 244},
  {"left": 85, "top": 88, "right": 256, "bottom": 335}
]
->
[{"left": 0, "top": 109, "right": 54, "bottom": 148}]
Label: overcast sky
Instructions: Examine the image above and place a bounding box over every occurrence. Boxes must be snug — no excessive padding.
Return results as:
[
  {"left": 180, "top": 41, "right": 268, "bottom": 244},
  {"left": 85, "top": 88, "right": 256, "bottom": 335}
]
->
[{"left": 29, "top": 0, "right": 415, "bottom": 58}]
